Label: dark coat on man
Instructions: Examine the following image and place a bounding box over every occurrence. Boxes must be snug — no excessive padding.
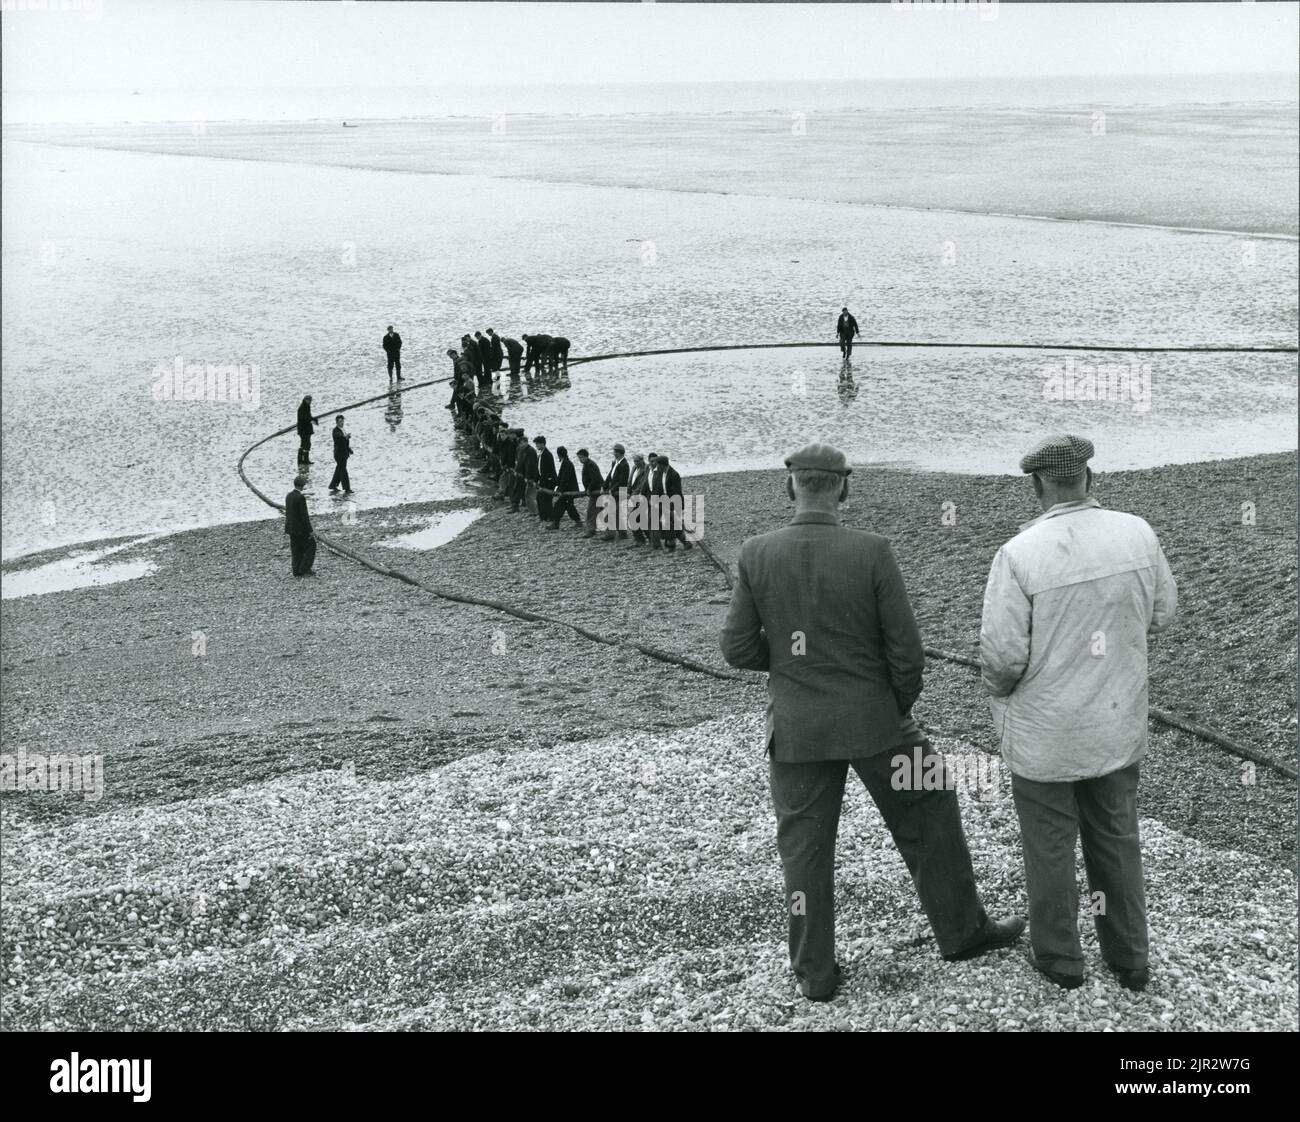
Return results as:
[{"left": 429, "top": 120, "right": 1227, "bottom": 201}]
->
[
  {"left": 604, "top": 456, "right": 629, "bottom": 494},
  {"left": 296, "top": 400, "right": 317, "bottom": 438},
  {"left": 556, "top": 456, "right": 578, "bottom": 495},
  {"left": 520, "top": 443, "right": 539, "bottom": 483},
  {"left": 836, "top": 312, "right": 860, "bottom": 340},
  {"left": 537, "top": 448, "right": 557, "bottom": 490},
  {"left": 476, "top": 333, "right": 493, "bottom": 371},
  {"left": 382, "top": 331, "right": 402, "bottom": 356},
  {"left": 580, "top": 457, "right": 603, "bottom": 496},
  {"left": 489, "top": 333, "right": 504, "bottom": 371},
  {"left": 284, "top": 488, "right": 313, "bottom": 539},
  {"left": 332, "top": 426, "right": 352, "bottom": 463},
  {"left": 720, "top": 514, "right": 927, "bottom": 762}
]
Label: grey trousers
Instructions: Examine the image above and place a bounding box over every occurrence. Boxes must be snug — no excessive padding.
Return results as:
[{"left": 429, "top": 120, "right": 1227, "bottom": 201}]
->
[
  {"left": 769, "top": 746, "right": 989, "bottom": 998},
  {"left": 1010, "top": 762, "right": 1148, "bottom": 976}
]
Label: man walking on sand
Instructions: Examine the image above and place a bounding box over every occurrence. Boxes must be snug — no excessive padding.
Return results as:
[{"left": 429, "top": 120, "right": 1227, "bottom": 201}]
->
[
  {"left": 721, "top": 443, "right": 1024, "bottom": 1002},
  {"left": 836, "top": 307, "right": 860, "bottom": 360},
  {"left": 329, "top": 414, "right": 353, "bottom": 494},
  {"left": 980, "top": 434, "right": 1176, "bottom": 994},
  {"left": 284, "top": 474, "right": 316, "bottom": 577},
  {"left": 383, "top": 325, "right": 403, "bottom": 382}
]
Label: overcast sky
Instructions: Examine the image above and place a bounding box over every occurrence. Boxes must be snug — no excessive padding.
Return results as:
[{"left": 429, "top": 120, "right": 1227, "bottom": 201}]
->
[{"left": 3, "top": 1, "right": 1297, "bottom": 92}]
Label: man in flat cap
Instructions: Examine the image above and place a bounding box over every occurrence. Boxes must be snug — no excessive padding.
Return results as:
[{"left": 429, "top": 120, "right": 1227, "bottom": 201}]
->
[
  {"left": 721, "top": 443, "right": 1024, "bottom": 1001},
  {"left": 980, "top": 434, "right": 1176, "bottom": 993}
]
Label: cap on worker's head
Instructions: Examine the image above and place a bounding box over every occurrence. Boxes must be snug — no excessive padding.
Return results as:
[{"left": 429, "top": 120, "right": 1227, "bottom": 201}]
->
[
  {"left": 1018, "top": 433, "right": 1095, "bottom": 478},
  {"left": 784, "top": 443, "right": 852, "bottom": 475},
  {"left": 613, "top": 443, "right": 625, "bottom": 454}
]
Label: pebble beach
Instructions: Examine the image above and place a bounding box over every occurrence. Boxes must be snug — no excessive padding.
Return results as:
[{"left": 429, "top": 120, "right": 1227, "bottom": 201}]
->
[{"left": 2, "top": 453, "right": 1294, "bottom": 1031}]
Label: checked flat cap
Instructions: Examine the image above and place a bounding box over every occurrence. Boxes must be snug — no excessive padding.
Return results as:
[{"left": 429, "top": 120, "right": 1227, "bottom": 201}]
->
[
  {"left": 1019, "top": 433, "right": 1095, "bottom": 477},
  {"left": 784, "top": 443, "right": 852, "bottom": 475}
]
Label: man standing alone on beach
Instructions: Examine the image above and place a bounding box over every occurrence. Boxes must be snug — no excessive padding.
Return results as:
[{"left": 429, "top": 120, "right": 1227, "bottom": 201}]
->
[
  {"left": 296, "top": 394, "right": 317, "bottom": 466},
  {"left": 721, "top": 443, "right": 1024, "bottom": 1001},
  {"left": 284, "top": 475, "right": 316, "bottom": 577},
  {"left": 980, "top": 434, "right": 1176, "bottom": 994},
  {"left": 836, "top": 307, "right": 860, "bottom": 359},
  {"left": 383, "top": 325, "right": 403, "bottom": 382},
  {"left": 329, "top": 414, "right": 353, "bottom": 494}
]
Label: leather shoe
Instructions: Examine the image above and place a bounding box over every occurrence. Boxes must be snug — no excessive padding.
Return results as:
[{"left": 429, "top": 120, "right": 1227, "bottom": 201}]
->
[
  {"left": 1030, "top": 954, "right": 1085, "bottom": 989},
  {"left": 943, "top": 916, "right": 1025, "bottom": 962},
  {"left": 803, "top": 963, "right": 843, "bottom": 1003},
  {"left": 1108, "top": 963, "right": 1150, "bottom": 992}
]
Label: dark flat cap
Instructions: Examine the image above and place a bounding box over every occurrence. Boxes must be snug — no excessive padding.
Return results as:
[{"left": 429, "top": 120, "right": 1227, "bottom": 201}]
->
[
  {"left": 784, "top": 442, "right": 852, "bottom": 475},
  {"left": 612, "top": 443, "right": 625, "bottom": 454},
  {"left": 1019, "top": 433, "right": 1094, "bottom": 477}
]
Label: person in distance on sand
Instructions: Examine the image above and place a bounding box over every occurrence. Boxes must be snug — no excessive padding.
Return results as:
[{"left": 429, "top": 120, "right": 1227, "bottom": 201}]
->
[
  {"left": 284, "top": 474, "right": 316, "bottom": 577},
  {"left": 329, "top": 414, "right": 353, "bottom": 494},
  {"left": 296, "top": 394, "right": 317, "bottom": 466},
  {"left": 382, "top": 325, "right": 403, "bottom": 382}
]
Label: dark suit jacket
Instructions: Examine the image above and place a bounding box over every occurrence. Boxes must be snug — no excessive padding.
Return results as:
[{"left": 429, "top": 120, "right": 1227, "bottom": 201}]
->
[
  {"left": 537, "top": 448, "right": 557, "bottom": 487},
  {"left": 503, "top": 337, "right": 524, "bottom": 358},
  {"left": 650, "top": 466, "right": 665, "bottom": 496},
  {"left": 521, "top": 445, "right": 539, "bottom": 482},
  {"left": 720, "top": 511, "right": 927, "bottom": 762},
  {"left": 332, "top": 427, "right": 351, "bottom": 462},
  {"left": 664, "top": 466, "right": 683, "bottom": 499},
  {"left": 296, "top": 401, "right": 316, "bottom": 437},
  {"left": 605, "top": 457, "right": 629, "bottom": 493},
  {"left": 382, "top": 332, "right": 402, "bottom": 355},
  {"left": 476, "top": 336, "right": 492, "bottom": 364},
  {"left": 284, "top": 489, "right": 313, "bottom": 538},
  {"left": 490, "top": 335, "right": 504, "bottom": 364},
  {"left": 579, "top": 459, "right": 603, "bottom": 495},
  {"left": 556, "top": 458, "right": 577, "bottom": 494},
  {"left": 628, "top": 463, "right": 649, "bottom": 497},
  {"left": 836, "top": 313, "right": 859, "bottom": 339}
]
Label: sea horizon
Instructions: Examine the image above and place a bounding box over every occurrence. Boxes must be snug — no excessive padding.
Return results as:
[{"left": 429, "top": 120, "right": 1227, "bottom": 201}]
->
[{"left": 4, "top": 71, "right": 1297, "bottom": 126}]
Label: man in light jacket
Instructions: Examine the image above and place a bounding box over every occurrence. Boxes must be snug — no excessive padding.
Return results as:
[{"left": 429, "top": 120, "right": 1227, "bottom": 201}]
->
[{"left": 980, "top": 434, "right": 1177, "bottom": 993}]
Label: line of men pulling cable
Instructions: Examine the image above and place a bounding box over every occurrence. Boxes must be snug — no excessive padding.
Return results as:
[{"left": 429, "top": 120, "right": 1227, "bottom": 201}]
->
[{"left": 446, "top": 353, "right": 695, "bottom": 551}]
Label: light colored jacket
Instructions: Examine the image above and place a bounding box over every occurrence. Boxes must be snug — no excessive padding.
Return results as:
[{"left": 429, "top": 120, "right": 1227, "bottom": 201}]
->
[{"left": 979, "top": 498, "right": 1177, "bottom": 782}]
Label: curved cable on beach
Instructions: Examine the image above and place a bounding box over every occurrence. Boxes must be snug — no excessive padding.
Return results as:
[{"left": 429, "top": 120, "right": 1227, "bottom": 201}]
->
[{"left": 235, "top": 341, "right": 1298, "bottom": 781}]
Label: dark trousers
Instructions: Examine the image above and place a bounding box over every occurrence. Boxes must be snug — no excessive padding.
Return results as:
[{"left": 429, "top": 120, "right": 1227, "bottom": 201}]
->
[
  {"left": 629, "top": 495, "right": 648, "bottom": 542},
  {"left": 584, "top": 493, "right": 599, "bottom": 533},
  {"left": 1010, "top": 762, "right": 1148, "bottom": 976},
  {"left": 297, "top": 432, "right": 312, "bottom": 463},
  {"left": 769, "top": 747, "right": 988, "bottom": 998},
  {"left": 839, "top": 336, "right": 854, "bottom": 358},
  {"left": 387, "top": 355, "right": 401, "bottom": 378},
  {"left": 508, "top": 354, "right": 521, "bottom": 378},
  {"left": 329, "top": 460, "right": 351, "bottom": 491},
  {"left": 537, "top": 489, "right": 553, "bottom": 522},
  {"left": 289, "top": 534, "right": 316, "bottom": 576},
  {"left": 551, "top": 495, "right": 580, "bottom": 527}
]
